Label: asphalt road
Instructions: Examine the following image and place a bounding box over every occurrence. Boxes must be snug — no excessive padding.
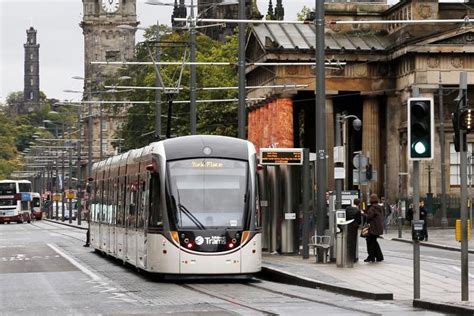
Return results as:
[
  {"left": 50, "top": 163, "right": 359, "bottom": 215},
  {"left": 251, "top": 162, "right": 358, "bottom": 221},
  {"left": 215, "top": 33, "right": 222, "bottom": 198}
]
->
[{"left": 0, "top": 221, "right": 444, "bottom": 315}]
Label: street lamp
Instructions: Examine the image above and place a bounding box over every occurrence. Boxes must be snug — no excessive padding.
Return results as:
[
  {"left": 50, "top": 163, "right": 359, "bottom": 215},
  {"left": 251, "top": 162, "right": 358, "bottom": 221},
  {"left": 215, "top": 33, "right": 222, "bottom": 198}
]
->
[{"left": 334, "top": 113, "right": 362, "bottom": 211}]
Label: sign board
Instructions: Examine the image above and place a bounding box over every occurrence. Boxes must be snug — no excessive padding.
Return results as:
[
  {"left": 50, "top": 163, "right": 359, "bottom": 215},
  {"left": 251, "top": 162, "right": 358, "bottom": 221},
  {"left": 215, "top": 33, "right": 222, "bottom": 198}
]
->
[
  {"left": 284, "top": 213, "right": 296, "bottom": 220},
  {"left": 53, "top": 194, "right": 61, "bottom": 202},
  {"left": 353, "top": 154, "right": 368, "bottom": 169},
  {"left": 66, "top": 191, "right": 75, "bottom": 200},
  {"left": 260, "top": 200, "right": 268, "bottom": 207},
  {"left": 334, "top": 167, "right": 345, "bottom": 179},
  {"left": 260, "top": 148, "right": 303, "bottom": 165},
  {"left": 353, "top": 170, "right": 377, "bottom": 184},
  {"left": 21, "top": 192, "right": 32, "bottom": 202}
]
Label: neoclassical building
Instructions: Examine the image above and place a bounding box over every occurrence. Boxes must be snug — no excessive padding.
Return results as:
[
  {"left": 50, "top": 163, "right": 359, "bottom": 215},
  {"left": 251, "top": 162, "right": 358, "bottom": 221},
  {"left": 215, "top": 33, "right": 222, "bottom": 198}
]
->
[{"left": 246, "top": 0, "right": 473, "bottom": 209}]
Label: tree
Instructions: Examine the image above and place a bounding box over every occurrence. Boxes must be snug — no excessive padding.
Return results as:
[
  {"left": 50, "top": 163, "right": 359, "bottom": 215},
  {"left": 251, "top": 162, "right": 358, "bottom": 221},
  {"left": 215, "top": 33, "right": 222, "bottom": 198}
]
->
[{"left": 112, "top": 26, "right": 240, "bottom": 151}]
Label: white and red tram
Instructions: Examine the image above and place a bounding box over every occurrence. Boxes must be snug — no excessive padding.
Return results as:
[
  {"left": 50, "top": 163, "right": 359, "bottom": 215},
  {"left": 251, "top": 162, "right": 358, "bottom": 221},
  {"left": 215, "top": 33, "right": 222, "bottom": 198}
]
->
[{"left": 89, "top": 135, "right": 262, "bottom": 276}]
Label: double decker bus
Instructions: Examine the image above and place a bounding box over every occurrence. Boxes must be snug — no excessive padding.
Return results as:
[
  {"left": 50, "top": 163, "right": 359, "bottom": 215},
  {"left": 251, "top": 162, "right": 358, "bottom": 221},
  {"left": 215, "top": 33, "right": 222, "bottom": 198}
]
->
[{"left": 0, "top": 180, "right": 33, "bottom": 224}]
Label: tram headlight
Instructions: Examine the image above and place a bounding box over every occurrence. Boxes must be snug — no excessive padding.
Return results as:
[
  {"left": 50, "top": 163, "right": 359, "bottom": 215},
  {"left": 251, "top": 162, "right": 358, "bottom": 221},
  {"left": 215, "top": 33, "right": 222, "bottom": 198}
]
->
[{"left": 186, "top": 242, "right": 194, "bottom": 249}]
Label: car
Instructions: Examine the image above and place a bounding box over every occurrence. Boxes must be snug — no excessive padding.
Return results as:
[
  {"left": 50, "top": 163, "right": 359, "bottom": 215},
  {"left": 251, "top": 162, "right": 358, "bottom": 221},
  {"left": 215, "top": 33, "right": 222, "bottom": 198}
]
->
[{"left": 31, "top": 192, "right": 43, "bottom": 220}]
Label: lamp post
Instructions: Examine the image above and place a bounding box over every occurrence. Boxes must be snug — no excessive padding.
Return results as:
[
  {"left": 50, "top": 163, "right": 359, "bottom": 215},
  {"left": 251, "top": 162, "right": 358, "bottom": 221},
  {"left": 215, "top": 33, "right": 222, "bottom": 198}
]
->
[{"left": 334, "top": 113, "right": 361, "bottom": 210}]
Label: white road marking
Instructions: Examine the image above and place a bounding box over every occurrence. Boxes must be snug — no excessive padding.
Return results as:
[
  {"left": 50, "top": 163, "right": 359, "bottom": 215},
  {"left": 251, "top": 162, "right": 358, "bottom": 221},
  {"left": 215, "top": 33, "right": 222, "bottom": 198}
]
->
[
  {"left": 451, "top": 266, "right": 474, "bottom": 279},
  {"left": 47, "top": 243, "right": 101, "bottom": 281}
]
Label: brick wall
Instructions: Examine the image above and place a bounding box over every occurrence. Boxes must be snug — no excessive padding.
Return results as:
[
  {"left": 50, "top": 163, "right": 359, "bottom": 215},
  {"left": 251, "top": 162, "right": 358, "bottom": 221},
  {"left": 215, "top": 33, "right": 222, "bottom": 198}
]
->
[{"left": 248, "top": 97, "right": 294, "bottom": 152}]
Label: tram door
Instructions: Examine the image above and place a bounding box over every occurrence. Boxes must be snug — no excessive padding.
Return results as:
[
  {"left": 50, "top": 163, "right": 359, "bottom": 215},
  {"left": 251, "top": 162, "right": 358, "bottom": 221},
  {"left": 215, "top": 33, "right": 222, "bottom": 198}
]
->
[{"left": 126, "top": 176, "right": 138, "bottom": 265}]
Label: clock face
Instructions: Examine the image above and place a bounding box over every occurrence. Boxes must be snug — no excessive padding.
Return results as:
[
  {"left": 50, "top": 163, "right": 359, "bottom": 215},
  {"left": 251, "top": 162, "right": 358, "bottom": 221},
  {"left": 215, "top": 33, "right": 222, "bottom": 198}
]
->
[{"left": 102, "top": 0, "right": 120, "bottom": 13}]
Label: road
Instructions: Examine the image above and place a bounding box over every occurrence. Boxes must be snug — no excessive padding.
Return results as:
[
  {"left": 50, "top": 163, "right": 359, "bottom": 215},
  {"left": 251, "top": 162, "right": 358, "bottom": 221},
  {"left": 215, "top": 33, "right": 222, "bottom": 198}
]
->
[{"left": 1, "top": 221, "right": 443, "bottom": 315}]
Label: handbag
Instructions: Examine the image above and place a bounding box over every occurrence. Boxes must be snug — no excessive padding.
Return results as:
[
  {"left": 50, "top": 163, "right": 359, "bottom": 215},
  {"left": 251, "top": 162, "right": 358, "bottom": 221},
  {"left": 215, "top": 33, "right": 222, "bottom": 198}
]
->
[{"left": 360, "top": 224, "right": 370, "bottom": 237}]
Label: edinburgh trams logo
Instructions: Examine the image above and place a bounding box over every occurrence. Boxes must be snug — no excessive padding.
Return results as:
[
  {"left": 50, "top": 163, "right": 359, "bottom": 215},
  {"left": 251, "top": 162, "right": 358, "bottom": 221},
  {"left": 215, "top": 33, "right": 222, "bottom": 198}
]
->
[{"left": 195, "top": 236, "right": 226, "bottom": 245}]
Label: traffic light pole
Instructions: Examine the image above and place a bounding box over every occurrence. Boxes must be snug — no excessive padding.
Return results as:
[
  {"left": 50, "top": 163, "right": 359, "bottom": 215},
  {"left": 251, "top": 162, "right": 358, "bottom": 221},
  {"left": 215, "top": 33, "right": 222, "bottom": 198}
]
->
[
  {"left": 412, "top": 86, "right": 421, "bottom": 300},
  {"left": 459, "top": 72, "right": 469, "bottom": 301}
]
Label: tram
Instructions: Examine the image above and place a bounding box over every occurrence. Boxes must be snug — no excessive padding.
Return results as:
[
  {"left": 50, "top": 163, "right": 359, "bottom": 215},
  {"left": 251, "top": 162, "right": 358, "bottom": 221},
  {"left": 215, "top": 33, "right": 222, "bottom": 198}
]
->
[{"left": 89, "top": 135, "right": 262, "bottom": 276}]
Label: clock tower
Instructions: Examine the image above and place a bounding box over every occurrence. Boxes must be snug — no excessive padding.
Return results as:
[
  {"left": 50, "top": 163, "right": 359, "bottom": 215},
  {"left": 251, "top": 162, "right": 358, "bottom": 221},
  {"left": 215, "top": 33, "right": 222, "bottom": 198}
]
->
[
  {"left": 81, "top": 0, "right": 138, "bottom": 89},
  {"left": 80, "top": 0, "right": 138, "bottom": 165}
]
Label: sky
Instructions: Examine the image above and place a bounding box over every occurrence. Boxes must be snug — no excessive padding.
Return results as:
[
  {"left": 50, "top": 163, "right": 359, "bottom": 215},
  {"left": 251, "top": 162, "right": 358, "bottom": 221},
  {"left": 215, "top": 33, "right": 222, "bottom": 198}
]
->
[{"left": 0, "top": 0, "right": 461, "bottom": 104}]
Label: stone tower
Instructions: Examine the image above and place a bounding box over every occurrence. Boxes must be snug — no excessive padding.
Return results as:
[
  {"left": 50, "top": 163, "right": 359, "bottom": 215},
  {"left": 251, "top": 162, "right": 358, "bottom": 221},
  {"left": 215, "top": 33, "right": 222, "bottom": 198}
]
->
[
  {"left": 80, "top": 0, "right": 137, "bottom": 89},
  {"left": 23, "top": 27, "right": 40, "bottom": 114},
  {"left": 80, "top": 0, "right": 138, "bottom": 165}
]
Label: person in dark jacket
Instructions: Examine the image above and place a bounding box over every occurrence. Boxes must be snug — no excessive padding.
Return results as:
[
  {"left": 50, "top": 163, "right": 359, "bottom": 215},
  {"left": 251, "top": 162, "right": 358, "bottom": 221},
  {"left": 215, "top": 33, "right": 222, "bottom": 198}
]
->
[
  {"left": 363, "top": 194, "right": 384, "bottom": 262},
  {"left": 345, "top": 198, "right": 362, "bottom": 262},
  {"left": 419, "top": 199, "right": 428, "bottom": 241}
]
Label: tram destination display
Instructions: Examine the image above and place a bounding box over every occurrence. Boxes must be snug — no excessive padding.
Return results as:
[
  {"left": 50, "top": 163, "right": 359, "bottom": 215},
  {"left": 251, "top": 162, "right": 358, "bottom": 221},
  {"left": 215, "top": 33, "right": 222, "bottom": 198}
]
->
[{"left": 260, "top": 148, "right": 303, "bottom": 165}]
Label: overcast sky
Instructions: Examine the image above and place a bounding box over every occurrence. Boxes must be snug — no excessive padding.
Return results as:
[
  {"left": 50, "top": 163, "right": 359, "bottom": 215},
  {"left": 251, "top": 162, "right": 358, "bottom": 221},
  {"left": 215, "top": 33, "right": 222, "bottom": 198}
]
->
[{"left": 1, "top": 0, "right": 461, "bottom": 104}]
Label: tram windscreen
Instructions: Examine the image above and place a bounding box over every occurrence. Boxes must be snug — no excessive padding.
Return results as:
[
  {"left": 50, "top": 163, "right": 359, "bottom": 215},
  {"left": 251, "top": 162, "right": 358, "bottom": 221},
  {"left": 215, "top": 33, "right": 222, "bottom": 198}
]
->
[{"left": 168, "top": 158, "right": 248, "bottom": 229}]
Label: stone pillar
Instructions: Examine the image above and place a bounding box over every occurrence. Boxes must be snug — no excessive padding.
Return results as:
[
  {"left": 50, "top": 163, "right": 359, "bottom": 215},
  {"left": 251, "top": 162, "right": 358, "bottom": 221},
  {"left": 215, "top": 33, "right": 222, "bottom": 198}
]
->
[
  {"left": 247, "top": 97, "right": 294, "bottom": 152},
  {"left": 386, "top": 96, "right": 401, "bottom": 201},
  {"left": 326, "top": 98, "right": 335, "bottom": 190},
  {"left": 362, "top": 97, "right": 380, "bottom": 195}
]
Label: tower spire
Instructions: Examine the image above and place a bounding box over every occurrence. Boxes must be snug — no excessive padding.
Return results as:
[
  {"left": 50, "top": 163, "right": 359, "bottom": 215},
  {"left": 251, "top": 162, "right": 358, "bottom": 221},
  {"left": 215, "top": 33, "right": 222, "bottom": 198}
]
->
[
  {"left": 275, "top": 0, "right": 284, "bottom": 21},
  {"left": 266, "top": 0, "right": 275, "bottom": 20}
]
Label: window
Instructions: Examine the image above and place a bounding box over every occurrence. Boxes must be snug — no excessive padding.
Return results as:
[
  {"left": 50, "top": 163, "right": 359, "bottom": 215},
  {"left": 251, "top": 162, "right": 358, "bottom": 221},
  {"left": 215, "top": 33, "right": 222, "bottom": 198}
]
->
[
  {"left": 450, "top": 142, "right": 474, "bottom": 186},
  {"left": 101, "top": 119, "right": 108, "bottom": 131}
]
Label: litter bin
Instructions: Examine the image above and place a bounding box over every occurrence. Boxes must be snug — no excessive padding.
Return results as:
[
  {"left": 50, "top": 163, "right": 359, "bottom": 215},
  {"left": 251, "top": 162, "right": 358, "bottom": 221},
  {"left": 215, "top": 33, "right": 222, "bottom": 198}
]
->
[{"left": 335, "top": 210, "right": 354, "bottom": 268}]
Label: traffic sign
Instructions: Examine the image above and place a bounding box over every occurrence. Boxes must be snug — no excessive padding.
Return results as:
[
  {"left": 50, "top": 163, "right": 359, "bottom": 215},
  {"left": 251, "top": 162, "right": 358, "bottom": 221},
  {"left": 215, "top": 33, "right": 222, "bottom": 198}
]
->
[
  {"left": 352, "top": 154, "right": 368, "bottom": 169},
  {"left": 66, "top": 191, "right": 75, "bottom": 200},
  {"left": 53, "top": 194, "right": 61, "bottom": 201}
]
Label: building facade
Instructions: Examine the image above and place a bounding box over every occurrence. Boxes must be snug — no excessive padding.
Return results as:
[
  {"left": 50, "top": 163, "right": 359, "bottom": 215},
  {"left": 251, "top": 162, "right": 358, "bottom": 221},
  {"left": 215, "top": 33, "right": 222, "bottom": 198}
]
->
[
  {"left": 246, "top": 0, "right": 474, "bottom": 217},
  {"left": 80, "top": 0, "right": 137, "bottom": 167}
]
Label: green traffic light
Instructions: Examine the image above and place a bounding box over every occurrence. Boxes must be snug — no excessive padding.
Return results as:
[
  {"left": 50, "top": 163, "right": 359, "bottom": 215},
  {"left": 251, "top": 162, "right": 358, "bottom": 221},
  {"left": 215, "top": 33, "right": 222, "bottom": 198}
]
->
[{"left": 413, "top": 141, "right": 427, "bottom": 155}]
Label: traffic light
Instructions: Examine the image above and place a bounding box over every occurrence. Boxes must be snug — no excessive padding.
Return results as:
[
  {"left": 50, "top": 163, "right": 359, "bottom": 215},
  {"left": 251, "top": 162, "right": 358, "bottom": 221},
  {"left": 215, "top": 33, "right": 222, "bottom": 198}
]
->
[
  {"left": 452, "top": 89, "right": 471, "bottom": 152},
  {"left": 408, "top": 97, "right": 434, "bottom": 160},
  {"left": 365, "top": 163, "right": 373, "bottom": 180},
  {"left": 459, "top": 108, "right": 472, "bottom": 133}
]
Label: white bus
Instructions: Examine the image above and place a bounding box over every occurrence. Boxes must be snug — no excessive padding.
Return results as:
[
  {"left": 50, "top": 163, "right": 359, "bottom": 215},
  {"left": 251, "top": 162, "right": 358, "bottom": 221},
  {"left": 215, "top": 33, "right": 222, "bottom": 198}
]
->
[{"left": 0, "top": 180, "right": 32, "bottom": 224}]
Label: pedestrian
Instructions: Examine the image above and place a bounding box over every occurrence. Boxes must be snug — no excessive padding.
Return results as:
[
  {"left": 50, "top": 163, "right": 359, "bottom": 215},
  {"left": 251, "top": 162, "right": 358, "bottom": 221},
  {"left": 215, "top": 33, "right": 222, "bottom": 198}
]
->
[
  {"left": 406, "top": 203, "right": 414, "bottom": 224},
  {"left": 362, "top": 194, "right": 384, "bottom": 262},
  {"left": 345, "top": 198, "right": 362, "bottom": 262},
  {"left": 380, "top": 196, "right": 392, "bottom": 234},
  {"left": 419, "top": 199, "right": 428, "bottom": 241}
]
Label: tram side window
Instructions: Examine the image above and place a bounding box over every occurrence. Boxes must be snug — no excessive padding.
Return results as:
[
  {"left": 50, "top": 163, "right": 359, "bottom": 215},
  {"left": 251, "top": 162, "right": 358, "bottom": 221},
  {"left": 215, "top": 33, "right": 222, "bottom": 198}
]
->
[
  {"left": 136, "top": 175, "right": 146, "bottom": 229},
  {"left": 148, "top": 173, "right": 162, "bottom": 227},
  {"left": 102, "top": 180, "right": 108, "bottom": 224},
  {"left": 255, "top": 175, "right": 262, "bottom": 229},
  {"left": 127, "top": 177, "right": 137, "bottom": 228},
  {"left": 117, "top": 177, "right": 125, "bottom": 227}
]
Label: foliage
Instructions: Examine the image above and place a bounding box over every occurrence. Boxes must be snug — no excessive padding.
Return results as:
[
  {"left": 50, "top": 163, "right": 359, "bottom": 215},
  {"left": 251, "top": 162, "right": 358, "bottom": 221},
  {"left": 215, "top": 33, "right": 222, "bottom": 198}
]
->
[
  {"left": 297, "top": 6, "right": 313, "bottom": 21},
  {"left": 0, "top": 92, "right": 79, "bottom": 179},
  {"left": 109, "top": 25, "right": 240, "bottom": 151}
]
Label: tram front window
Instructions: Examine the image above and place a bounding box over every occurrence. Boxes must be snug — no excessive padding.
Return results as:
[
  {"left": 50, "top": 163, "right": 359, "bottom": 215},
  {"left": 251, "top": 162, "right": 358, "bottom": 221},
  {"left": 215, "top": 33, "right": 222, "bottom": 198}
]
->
[{"left": 168, "top": 158, "right": 248, "bottom": 229}]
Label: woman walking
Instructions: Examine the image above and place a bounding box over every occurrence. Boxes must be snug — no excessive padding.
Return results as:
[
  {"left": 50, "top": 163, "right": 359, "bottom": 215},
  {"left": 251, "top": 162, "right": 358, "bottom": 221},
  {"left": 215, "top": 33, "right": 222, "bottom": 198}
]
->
[{"left": 363, "top": 194, "right": 384, "bottom": 262}]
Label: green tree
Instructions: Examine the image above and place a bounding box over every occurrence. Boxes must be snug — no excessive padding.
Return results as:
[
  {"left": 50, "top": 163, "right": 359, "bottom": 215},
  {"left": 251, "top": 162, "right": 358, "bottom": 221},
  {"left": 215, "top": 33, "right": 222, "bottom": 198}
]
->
[{"left": 112, "top": 26, "right": 240, "bottom": 151}]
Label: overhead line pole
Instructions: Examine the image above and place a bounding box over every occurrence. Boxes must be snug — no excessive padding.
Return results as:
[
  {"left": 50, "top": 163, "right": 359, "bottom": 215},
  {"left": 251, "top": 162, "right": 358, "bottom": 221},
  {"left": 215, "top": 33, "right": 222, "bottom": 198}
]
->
[
  {"left": 315, "top": 0, "right": 328, "bottom": 263},
  {"left": 238, "top": 0, "right": 246, "bottom": 139},
  {"left": 190, "top": 0, "right": 197, "bottom": 135}
]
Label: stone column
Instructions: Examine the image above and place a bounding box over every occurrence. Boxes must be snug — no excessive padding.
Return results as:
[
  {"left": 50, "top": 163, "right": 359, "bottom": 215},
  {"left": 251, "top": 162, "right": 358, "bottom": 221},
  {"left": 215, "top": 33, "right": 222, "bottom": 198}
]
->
[
  {"left": 326, "top": 98, "right": 334, "bottom": 190},
  {"left": 362, "top": 96, "right": 380, "bottom": 196}
]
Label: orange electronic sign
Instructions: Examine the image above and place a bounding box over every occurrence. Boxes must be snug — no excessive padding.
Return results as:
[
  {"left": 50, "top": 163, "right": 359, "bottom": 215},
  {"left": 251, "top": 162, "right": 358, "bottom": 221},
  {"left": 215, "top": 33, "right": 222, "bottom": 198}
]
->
[{"left": 260, "top": 148, "right": 303, "bottom": 165}]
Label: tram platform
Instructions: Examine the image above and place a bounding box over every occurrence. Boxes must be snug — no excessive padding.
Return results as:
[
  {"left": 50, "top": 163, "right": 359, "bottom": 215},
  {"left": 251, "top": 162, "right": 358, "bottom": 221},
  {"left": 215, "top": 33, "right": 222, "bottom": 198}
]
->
[
  {"left": 262, "top": 227, "right": 474, "bottom": 314},
  {"left": 45, "top": 219, "right": 474, "bottom": 314}
]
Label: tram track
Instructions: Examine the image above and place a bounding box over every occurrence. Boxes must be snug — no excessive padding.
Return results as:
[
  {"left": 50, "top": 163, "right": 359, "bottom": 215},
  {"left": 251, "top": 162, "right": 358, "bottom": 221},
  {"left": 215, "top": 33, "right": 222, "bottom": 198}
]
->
[
  {"left": 29, "top": 220, "right": 86, "bottom": 243},
  {"left": 180, "top": 280, "right": 381, "bottom": 315}
]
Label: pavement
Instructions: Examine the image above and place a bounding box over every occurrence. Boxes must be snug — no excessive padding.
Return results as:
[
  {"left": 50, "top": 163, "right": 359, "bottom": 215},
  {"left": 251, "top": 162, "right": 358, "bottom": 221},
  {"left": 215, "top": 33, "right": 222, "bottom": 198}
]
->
[{"left": 44, "top": 219, "right": 474, "bottom": 314}]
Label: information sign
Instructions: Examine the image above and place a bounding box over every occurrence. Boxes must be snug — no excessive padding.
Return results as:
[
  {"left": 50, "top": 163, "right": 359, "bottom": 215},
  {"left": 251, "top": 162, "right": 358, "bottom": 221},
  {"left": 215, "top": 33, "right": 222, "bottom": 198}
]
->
[{"left": 260, "top": 148, "right": 303, "bottom": 165}]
